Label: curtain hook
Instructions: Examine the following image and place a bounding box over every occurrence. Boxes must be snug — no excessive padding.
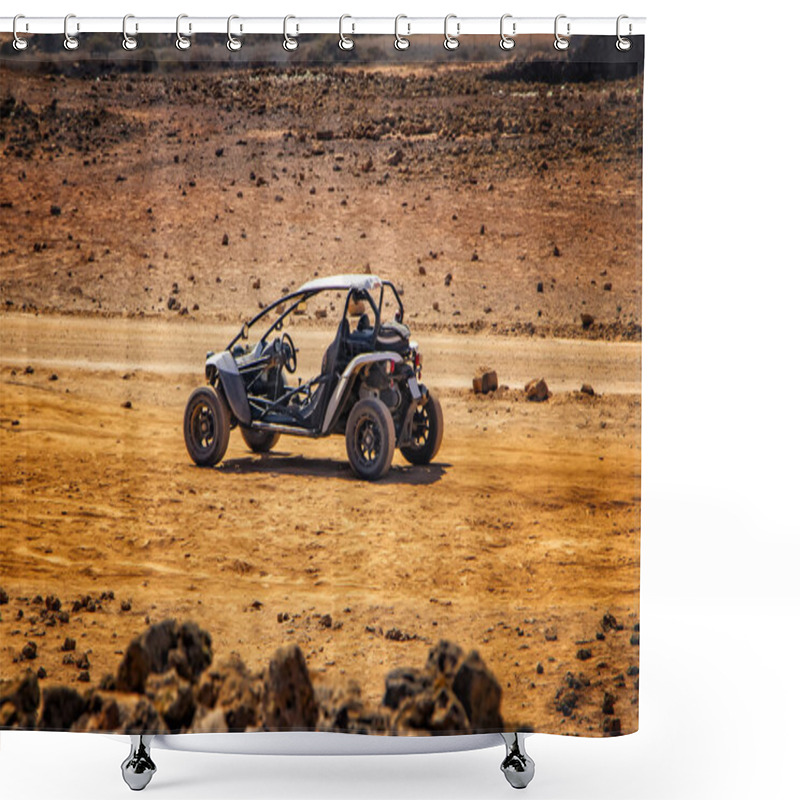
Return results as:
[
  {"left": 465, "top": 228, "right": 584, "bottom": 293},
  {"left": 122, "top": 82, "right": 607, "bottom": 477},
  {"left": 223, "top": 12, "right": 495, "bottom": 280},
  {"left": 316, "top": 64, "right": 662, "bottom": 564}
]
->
[
  {"left": 394, "top": 15, "right": 410, "bottom": 51},
  {"left": 443, "top": 14, "right": 460, "bottom": 51},
  {"left": 227, "top": 15, "right": 243, "bottom": 51},
  {"left": 176, "top": 14, "right": 191, "bottom": 50},
  {"left": 499, "top": 14, "right": 515, "bottom": 51},
  {"left": 12, "top": 14, "right": 29, "bottom": 51},
  {"left": 283, "top": 15, "right": 298, "bottom": 51},
  {"left": 554, "top": 14, "right": 570, "bottom": 51},
  {"left": 64, "top": 13, "right": 79, "bottom": 51},
  {"left": 339, "top": 15, "right": 354, "bottom": 51},
  {"left": 616, "top": 14, "right": 632, "bottom": 51},
  {"left": 122, "top": 14, "right": 138, "bottom": 51}
]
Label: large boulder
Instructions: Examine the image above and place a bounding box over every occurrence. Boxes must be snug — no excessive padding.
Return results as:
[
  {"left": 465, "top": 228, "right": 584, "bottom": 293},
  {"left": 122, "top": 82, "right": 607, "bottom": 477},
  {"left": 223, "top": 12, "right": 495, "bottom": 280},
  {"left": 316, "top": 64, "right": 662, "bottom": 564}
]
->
[
  {"left": 0, "top": 671, "right": 40, "bottom": 728},
  {"left": 385, "top": 640, "right": 503, "bottom": 734},
  {"left": 266, "top": 645, "right": 318, "bottom": 729},
  {"left": 383, "top": 667, "right": 431, "bottom": 710},
  {"left": 208, "top": 658, "right": 266, "bottom": 732},
  {"left": 117, "top": 620, "right": 212, "bottom": 693},
  {"left": 393, "top": 686, "right": 470, "bottom": 734},
  {"left": 452, "top": 651, "right": 503, "bottom": 731},
  {"left": 146, "top": 669, "right": 196, "bottom": 731},
  {"left": 39, "top": 686, "right": 86, "bottom": 730},
  {"left": 426, "top": 640, "right": 464, "bottom": 679},
  {"left": 317, "top": 679, "right": 389, "bottom": 734}
]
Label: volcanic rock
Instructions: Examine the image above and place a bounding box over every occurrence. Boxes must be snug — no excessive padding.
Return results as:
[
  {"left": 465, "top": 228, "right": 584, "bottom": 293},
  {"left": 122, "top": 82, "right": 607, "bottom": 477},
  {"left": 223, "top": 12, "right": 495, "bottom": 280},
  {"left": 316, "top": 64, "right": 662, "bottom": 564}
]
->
[
  {"left": 472, "top": 368, "right": 498, "bottom": 395},
  {"left": 266, "top": 645, "right": 318, "bottom": 729},
  {"left": 0, "top": 671, "right": 40, "bottom": 727},
  {"left": 426, "top": 640, "right": 464, "bottom": 679},
  {"left": 524, "top": 378, "right": 550, "bottom": 402},
  {"left": 39, "top": 686, "right": 86, "bottom": 730},
  {"left": 383, "top": 667, "right": 431, "bottom": 710},
  {"left": 452, "top": 650, "right": 503, "bottom": 730}
]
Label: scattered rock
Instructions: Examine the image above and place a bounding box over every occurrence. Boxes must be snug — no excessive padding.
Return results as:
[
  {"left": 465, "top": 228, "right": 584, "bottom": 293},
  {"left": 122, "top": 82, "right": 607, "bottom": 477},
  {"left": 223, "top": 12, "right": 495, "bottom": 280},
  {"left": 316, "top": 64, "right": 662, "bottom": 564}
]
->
[
  {"left": 544, "top": 627, "right": 558, "bottom": 642},
  {"left": 580, "top": 383, "right": 595, "bottom": 396},
  {"left": 580, "top": 313, "right": 594, "bottom": 330},
  {"left": 601, "top": 613, "right": 620, "bottom": 632},
  {"left": 444, "top": 272, "right": 452, "bottom": 287},
  {"left": 50, "top": 204, "right": 61, "bottom": 216},
  {"left": 524, "top": 378, "right": 550, "bottom": 402},
  {"left": 472, "top": 367, "right": 498, "bottom": 395},
  {"left": 537, "top": 281, "right": 544, "bottom": 293},
  {"left": 0, "top": 587, "right": 8, "bottom": 605},
  {"left": 386, "top": 150, "right": 403, "bottom": 166},
  {"left": 576, "top": 648, "right": 592, "bottom": 661},
  {"left": 221, "top": 233, "right": 229, "bottom": 246},
  {"left": 21, "top": 642, "right": 37, "bottom": 661},
  {"left": 602, "top": 692, "right": 616, "bottom": 715}
]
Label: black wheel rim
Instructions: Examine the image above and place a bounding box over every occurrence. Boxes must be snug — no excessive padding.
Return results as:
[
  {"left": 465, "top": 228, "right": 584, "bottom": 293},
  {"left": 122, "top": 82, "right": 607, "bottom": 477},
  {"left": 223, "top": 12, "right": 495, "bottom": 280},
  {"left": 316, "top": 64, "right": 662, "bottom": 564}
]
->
[
  {"left": 190, "top": 401, "right": 216, "bottom": 454},
  {"left": 410, "top": 405, "right": 430, "bottom": 448},
  {"left": 354, "top": 414, "right": 382, "bottom": 468}
]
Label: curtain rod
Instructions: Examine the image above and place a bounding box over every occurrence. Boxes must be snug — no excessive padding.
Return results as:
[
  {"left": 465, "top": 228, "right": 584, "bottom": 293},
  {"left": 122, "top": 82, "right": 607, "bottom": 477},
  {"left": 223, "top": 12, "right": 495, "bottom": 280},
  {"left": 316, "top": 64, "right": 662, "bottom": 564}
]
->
[{"left": 1, "top": 15, "right": 646, "bottom": 38}]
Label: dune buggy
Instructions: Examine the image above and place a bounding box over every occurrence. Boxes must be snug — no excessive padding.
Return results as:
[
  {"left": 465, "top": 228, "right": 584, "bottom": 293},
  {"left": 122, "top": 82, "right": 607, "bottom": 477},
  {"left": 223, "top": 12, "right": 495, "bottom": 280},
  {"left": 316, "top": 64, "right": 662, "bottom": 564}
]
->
[{"left": 183, "top": 274, "right": 443, "bottom": 480}]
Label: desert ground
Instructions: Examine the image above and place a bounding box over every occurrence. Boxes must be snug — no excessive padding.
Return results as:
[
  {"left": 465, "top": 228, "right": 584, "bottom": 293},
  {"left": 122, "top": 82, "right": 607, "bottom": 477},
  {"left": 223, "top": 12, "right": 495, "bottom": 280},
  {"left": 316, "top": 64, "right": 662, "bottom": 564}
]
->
[{"left": 1, "top": 55, "right": 641, "bottom": 736}]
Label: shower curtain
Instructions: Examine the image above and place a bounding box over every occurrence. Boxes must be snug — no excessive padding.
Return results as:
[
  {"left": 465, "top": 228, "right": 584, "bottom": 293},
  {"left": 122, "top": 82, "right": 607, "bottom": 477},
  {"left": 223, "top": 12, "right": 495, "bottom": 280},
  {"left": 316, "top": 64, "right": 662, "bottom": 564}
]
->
[{"left": 0, "top": 29, "right": 643, "bottom": 739}]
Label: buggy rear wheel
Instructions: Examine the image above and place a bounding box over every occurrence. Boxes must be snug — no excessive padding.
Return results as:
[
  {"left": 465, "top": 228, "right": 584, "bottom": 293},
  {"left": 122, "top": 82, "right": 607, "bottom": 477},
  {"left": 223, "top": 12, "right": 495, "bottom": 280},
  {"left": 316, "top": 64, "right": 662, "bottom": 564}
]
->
[
  {"left": 184, "top": 386, "right": 231, "bottom": 467},
  {"left": 345, "top": 398, "right": 396, "bottom": 481},
  {"left": 241, "top": 427, "right": 281, "bottom": 453},
  {"left": 400, "top": 391, "right": 443, "bottom": 466}
]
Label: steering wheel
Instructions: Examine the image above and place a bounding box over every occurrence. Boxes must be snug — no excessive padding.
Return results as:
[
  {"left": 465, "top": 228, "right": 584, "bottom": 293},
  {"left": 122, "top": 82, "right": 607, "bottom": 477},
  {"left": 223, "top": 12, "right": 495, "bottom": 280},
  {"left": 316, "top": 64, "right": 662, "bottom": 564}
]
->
[{"left": 280, "top": 332, "right": 298, "bottom": 374}]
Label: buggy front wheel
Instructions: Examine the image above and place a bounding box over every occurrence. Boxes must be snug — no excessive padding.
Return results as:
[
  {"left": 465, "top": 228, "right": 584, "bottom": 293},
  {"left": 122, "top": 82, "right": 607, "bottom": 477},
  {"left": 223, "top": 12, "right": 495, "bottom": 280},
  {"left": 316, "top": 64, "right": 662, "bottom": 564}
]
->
[
  {"left": 345, "top": 398, "right": 396, "bottom": 481},
  {"left": 184, "top": 386, "right": 231, "bottom": 467},
  {"left": 400, "top": 391, "right": 443, "bottom": 466}
]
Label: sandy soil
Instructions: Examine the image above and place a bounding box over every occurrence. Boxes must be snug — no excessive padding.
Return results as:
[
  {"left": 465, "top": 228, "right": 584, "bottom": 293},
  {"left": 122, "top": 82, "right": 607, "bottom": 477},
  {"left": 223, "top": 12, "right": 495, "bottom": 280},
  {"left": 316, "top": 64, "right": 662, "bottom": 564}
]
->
[
  {"left": 0, "top": 63, "right": 642, "bottom": 340},
  {"left": 1, "top": 58, "right": 641, "bottom": 735},
  {"left": 0, "top": 313, "right": 640, "bottom": 735}
]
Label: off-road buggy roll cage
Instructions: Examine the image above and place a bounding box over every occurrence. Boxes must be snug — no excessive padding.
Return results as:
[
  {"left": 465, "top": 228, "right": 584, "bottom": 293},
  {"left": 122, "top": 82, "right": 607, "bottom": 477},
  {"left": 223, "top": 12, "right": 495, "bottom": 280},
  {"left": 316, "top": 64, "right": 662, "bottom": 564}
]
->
[
  {"left": 186, "top": 274, "right": 442, "bottom": 480},
  {"left": 206, "top": 275, "right": 409, "bottom": 438}
]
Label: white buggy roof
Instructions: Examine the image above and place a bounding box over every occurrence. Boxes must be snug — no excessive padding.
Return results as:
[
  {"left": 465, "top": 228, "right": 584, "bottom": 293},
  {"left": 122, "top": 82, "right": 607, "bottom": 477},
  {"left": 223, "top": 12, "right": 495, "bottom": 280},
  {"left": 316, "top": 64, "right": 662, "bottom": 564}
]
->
[{"left": 297, "top": 274, "right": 383, "bottom": 293}]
